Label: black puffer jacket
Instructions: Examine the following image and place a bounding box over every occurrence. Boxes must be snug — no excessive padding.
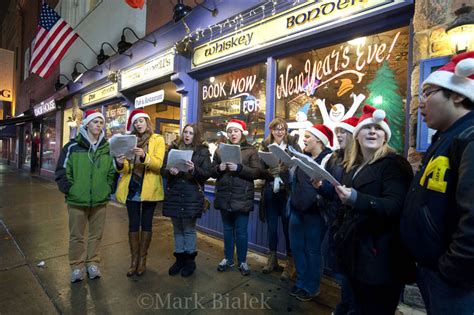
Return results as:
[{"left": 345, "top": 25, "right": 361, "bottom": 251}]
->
[
  {"left": 211, "top": 141, "right": 260, "bottom": 213},
  {"left": 162, "top": 142, "right": 212, "bottom": 219}
]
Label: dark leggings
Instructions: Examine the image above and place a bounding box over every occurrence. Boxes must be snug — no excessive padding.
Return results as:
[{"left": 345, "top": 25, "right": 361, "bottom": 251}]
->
[{"left": 126, "top": 200, "right": 157, "bottom": 232}]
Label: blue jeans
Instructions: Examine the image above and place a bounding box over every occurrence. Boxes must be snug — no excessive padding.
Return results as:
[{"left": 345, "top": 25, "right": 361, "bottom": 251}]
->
[
  {"left": 289, "top": 211, "right": 325, "bottom": 295},
  {"left": 332, "top": 272, "right": 358, "bottom": 315},
  {"left": 417, "top": 266, "right": 474, "bottom": 315},
  {"left": 264, "top": 184, "right": 291, "bottom": 254},
  {"left": 220, "top": 211, "right": 250, "bottom": 264},
  {"left": 126, "top": 201, "right": 157, "bottom": 232},
  {"left": 171, "top": 217, "right": 197, "bottom": 253}
]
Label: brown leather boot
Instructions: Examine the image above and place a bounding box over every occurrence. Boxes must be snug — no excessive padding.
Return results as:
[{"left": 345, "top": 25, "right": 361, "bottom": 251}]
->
[
  {"left": 126, "top": 232, "right": 140, "bottom": 277},
  {"left": 262, "top": 251, "right": 278, "bottom": 274},
  {"left": 136, "top": 231, "right": 152, "bottom": 276},
  {"left": 280, "top": 255, "right": 296, "bottom": 280}
]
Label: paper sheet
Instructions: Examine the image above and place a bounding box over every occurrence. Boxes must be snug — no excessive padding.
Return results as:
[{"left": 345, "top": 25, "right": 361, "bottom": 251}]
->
[
  {"left": 109, "top": 134, "right": 137, "bottom": 160},
  {"left": 267, "top": 144, "right": 294, "bottom": 166},
  {"left": 258, "top": 151, "right": 280, "bottom": 167},
  {"left": 219, "top": 143, "right": 241, "bottom": 164},
  {"left": 290, "top": 157, "right": 340, "bottom": 186},
  {"left": 165, "top": 149, "right": 194, "bottom": 172}
]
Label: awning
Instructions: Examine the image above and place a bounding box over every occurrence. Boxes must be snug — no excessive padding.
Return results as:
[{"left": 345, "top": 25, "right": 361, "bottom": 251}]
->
[{"left": 0, "top": 114, "right": 35, "bottom": 126}]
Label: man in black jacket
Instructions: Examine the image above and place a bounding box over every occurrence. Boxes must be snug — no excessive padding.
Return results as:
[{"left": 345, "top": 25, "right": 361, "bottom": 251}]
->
[{"left": 401, "top": 51, "right": 474, "bottom": 315}]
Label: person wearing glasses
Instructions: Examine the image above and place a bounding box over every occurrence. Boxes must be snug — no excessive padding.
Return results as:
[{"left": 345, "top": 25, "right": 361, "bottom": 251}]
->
[
  {"left": 401, "top": 51, "right": 474, "bottom": 315},
  {"left": 259, "top": 118, "right": 301, "bottom": 279}
]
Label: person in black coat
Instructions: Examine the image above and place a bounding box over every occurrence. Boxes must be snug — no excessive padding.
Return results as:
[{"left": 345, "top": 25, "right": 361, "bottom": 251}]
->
[
  {"left": 288, "top": 124, "right": 333, "bottom": 302},
  {"left": 211, "top": 119, "right": 260, "bottom": 276},
  {"left": 259, "top": 117, "right": 301, "bottom": 279},
  {"left": 162, "top": 124, "right": 212, "bottom": 277},
  {"left": 334, "top": 105, "right": 414, "bottom": 315}
]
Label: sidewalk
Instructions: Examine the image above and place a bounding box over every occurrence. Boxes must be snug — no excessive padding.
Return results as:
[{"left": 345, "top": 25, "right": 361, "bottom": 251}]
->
[{"left": 0, "top": 163, "right": 337, "bottom": 314}]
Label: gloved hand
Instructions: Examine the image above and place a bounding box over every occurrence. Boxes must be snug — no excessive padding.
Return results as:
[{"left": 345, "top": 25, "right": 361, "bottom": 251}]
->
[
  {"left": 273, "top": 176, "right": 284, "bottom": 193},
  {"left": 269, "top": 165, "right": 280, "bottom": 177}
]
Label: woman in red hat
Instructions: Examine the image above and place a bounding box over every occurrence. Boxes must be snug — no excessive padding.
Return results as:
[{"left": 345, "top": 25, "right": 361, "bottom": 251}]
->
[
  {"left": 115, "top": 109, "right": 165, "bottom": 277},
  {"left": 334, "top": 105, "right": 414, "bottom": 315},
  {"left": 211, "top": 119, "right": 261, "bottom": 276}
]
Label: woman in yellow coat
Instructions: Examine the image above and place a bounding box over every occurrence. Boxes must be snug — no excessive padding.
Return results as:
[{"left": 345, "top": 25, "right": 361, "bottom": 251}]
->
[{"left": 115, "top": 109, "right": 165, "bottom": 277}]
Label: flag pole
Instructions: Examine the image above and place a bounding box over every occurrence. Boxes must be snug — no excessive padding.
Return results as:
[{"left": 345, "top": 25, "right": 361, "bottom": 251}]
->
[{"left": 77, "top": 35, "right": 98, "bottom": 56}]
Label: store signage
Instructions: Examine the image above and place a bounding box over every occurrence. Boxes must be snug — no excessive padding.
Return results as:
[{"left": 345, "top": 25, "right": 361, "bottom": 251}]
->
[
  {"left": 0, "top": 48, "right": 14, "bottom": 102},
  {"left": 202, "top": 75, "right": 256, "bottom": 101},
  {"left": 134, "top": 90, "right": 165, "bottom": 108},
  {"left": 120, "top": 49, "right": 175, "bottom": 90},
  {"left": 33, "top": 97, "right": 56, "bottom": 117},
  {"left": 81, "top": 83, "right": 119, "bottom": 107},
  {"left": 192, "top": 0, "right": 404, "bottom": 68},
  {"left": 276, "top": 31, "right": 402, "bottom": 99}
]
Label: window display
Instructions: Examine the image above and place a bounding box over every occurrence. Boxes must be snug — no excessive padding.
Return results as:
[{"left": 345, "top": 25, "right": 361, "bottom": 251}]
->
[
  {"left": 199, "top": 63, "right": 267, "bottom": 155},
  {"left": 23, "top": 125, "right": 32, "bottom": 167},
  {"left": 275, "top": 27, "right": 409, "bottom": 153},
  {"left": 41, "top": 117, "right": 57, "bottom": 171},
  {"left": 105, "top": 104, "right": 127, "bottom": 138}
]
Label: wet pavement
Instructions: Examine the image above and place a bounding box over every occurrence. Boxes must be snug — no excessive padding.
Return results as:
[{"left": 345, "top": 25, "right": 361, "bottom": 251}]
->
[{"left": 0, "top": 163, "right": 338, "bottom": 314}]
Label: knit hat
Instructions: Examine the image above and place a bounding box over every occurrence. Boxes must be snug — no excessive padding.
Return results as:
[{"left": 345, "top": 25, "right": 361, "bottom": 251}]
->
[
  {"left": 423, "top": 51, "right": 474, "bottom": 102},
  {"left": 353, "top": 105, "right": 391, "bottom": 141},
  {"left": 226, "top": 119, "right": 249, "bottom": 135},
  {"left": 306, "top": 124, "right": 334, "bottom": 147},
  {"left": 82, "top": 109, "right": 105, "bottom": 126},
  {"left": 127, "top": 109, "right": 150, "bottom": 131},
  {"left": 337, "top": 117, "right": 359, "bottom": 133}
]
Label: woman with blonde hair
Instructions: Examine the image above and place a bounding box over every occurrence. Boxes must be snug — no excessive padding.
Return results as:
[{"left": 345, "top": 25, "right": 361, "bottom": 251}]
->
[
  {"left": 259, "top": 117, "right": 301, "bottom": 279},
  {"left": 115, "top": 109, "right": 165, "bottom": 277},
  {"left": 334, "top": 105, "right": 414, "bottom": 315}
]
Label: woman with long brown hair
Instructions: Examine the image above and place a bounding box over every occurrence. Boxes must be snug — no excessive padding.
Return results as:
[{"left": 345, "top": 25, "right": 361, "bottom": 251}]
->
[{"left": 115, "top": 109, "right": 165, "bottom": 277}]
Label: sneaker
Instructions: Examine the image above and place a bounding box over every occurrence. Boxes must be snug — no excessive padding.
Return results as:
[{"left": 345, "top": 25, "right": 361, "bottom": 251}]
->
[
  {"left": 296, "top": 289, "right": 320, "bottom": 302},
  {"left": 86, "top": 265, "right": 102, "bottom": 280},
  {"left": 238, "top": 262, "right": 251, "bottom": 276},
  {"left": 289, "top": 285, "right": 303, "bottom": 297},
  {"left": 70, "top": 268, "right": 84, "bottom": 283},
  {"left": 217, "top": 258, "right": 234, "bottom": 272}
]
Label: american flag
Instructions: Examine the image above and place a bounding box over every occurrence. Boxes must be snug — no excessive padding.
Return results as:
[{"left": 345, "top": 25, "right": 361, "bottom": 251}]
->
[{"left": 29, "top": 4, "right": 78, "bottom": 78}]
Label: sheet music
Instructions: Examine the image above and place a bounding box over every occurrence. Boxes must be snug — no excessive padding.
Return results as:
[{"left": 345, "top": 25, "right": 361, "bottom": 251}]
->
[
  {"left": 219, "top": 143, "right": 242, "bottom": 164},
  {"left": 267, "top": 144, "right": 294, "bottom": 166},
  {"left": 109, "top": 134, "right": 137, "bottom": 160},
  {"left": 258, "top": 151, "right": 280, "bottom": 167},
  {"left": 165, "top": 149, "right": 194, "bottom": 172}
]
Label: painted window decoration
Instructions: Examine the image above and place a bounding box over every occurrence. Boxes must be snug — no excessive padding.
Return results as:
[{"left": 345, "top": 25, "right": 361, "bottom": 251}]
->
[
  {"left": 199, "top": 63, "right": 267, "bottom": 156},
  {"left": 105, "top": 104, "right": 127, "bottom": 138},
  {"left": 275, "top": 26, "right": 409, "bottom": 153}
]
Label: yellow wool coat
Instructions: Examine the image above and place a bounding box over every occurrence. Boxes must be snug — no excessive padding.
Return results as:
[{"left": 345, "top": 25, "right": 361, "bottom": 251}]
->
[{"left": 116, "top": 133, "right": 165, "bottom": 203}]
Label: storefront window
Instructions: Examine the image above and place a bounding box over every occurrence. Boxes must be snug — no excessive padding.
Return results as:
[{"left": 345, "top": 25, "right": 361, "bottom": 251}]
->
[
  {"left": 275, "top": 27, "right": 409, "bottom": 153},
  {"left": 199, "top": 63, "right": 267, "bottom": 156},
  {"left": 105, "top": 104, "right": 127, "bottom": 138},
  {"left": 41, "top": 117, "right": 57, "bottom": 171},
  {"left": 23, "top": 124, "right": 32, "bottom": 167}
]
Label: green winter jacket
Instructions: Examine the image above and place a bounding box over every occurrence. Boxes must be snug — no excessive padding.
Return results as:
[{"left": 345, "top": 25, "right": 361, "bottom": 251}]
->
[{"left": 55, "top": 131, "right": 116, "bottom": 207}]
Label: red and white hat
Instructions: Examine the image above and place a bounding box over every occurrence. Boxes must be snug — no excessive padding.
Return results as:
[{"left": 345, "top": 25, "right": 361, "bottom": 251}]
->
[
  {"left": 127, "top": 109, "right": 150, "bottom": 131},
  {"left": 226, "top": 119, "right": 249, "bottom": 136},
  {"left": 82, "top": 109, "right": 105, "bottom": 126},
  {"left": 337, "top": 117, "right": 359, "bottom": 134},
  {"left": 423, "top": 51, "right": 474, "bottom": 102},
  {"left": 353, "top": 105, "right": 391, "bottom": 141},
  {"left": 306, "top": 124, "right": 334, "bottom": 147}
]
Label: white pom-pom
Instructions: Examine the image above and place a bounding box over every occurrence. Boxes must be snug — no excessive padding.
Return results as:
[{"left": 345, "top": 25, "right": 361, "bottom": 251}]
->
[
  {"left": 373, "top": 109, "right": 386, "bottom": 123},
  {"left": 243, "top": 130, "right": 249, "bottom": 136},
  {"left": 455, "top": 58, "right": 474, "bottom": 77}
]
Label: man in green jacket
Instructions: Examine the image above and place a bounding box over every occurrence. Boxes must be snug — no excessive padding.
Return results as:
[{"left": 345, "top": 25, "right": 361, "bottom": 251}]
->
[{"left": 55, "top": 109, "right": 116, "bottom": 283}]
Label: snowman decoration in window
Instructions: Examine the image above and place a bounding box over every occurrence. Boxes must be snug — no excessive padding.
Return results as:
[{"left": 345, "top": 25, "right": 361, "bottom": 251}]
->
[{"left": 289, "top": 78, "right": 366, "bottom": 149}]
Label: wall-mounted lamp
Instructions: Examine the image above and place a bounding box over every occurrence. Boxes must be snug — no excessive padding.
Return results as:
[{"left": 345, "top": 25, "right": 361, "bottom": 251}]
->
[
  {"left": 194, "top": 0, "right": 218, "bottom": 17},
  {"left": 71, "top": 61, "right": 103, "bottom": 83},
  {"left": 173, "top": 0, "right": 192, "bottom": 22},
  {"left": 117, "top": 27, "right": 157, "bottom": 54},
  {"left": 97, "top": 42, "right": 131, "bottom": 65},
  {"left": 55, "top": 74, "right": 74, "bottom": 91},
  {"left": 446, "top": 4, "right": 474, "bottom": 53}
]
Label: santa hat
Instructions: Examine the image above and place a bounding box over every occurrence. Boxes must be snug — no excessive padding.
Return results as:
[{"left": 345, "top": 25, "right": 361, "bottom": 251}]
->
[
  {"left": 423, "top": 51, "right": 474, "bottom": 102},
  {"left": 337, "top": 117, "right": 359, "bottom": 134},
  {"left": 127, "top": 109, "right": 150, "bottom": 131},
  {"left": 226, "top": 119, "right": 249, "bottom": 136},
  {"left": 306, "top": 124, "right": 334, "bottom": 147},
  {"left": 82, "top": 109, "right": 105, "bottom": 126},
  {"left": 353, "top": 105, "right": 391, "bottom": 141}
]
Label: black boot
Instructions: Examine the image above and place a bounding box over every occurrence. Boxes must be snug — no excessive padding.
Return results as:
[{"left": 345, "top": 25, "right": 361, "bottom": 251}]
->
[
  {"left": 181, "top": 252, "right": 197, "bottom": 277},
  {"left": 168, "top": 252, "right": 186, "bottom": 276}
]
